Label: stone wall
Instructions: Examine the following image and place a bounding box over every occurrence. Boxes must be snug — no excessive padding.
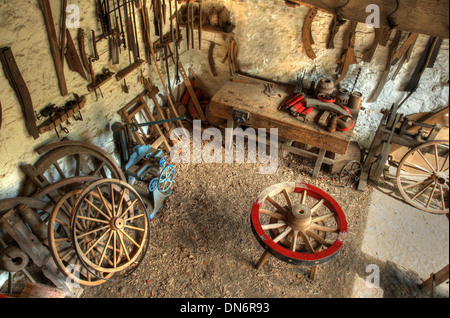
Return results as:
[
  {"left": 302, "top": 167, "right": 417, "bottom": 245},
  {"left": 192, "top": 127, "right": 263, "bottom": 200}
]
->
[{"left": 0, "top": 0, "right": 448, "bottom": 199}]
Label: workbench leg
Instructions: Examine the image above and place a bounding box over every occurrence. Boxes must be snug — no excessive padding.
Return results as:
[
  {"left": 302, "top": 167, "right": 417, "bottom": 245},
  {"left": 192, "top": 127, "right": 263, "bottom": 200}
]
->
[
  {"left": 225, "top": 120, "right": 234, "bottom": 151},
  {"left": 312, "top": 149, "right": 326, "bottom": 178}
]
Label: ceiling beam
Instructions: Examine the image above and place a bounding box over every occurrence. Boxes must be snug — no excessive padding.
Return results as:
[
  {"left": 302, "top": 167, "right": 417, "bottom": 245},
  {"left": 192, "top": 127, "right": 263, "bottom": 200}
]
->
[{"left": 285, "top": 0, "right": 449, "bottom": 39}]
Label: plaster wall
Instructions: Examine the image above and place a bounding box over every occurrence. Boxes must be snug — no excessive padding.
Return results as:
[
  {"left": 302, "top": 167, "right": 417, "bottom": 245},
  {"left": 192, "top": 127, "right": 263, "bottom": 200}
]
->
[{"left": 0, "top": 0, "right": 448, "bottom": 200}]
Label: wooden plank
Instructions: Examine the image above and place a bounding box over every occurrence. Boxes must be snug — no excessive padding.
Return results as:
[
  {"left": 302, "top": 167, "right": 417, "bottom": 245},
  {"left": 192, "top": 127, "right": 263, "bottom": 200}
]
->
[
  {"left": 210, "top": 81, "right": 353, "bottom": 155},
  {"left": 178, "top": 62, "right": 206, "bottom": 121},
  {"left": 40, "top": 0, "right": 68, "bottom": 96},
  {"left": 285, "top": 0, "right": 449, "bottom": 39},
  {"left": 0, "top": 47, "right": 40, "bottom": 139},
  {"left": 420, "top": 264, "right": 449, "bottom": 292}
]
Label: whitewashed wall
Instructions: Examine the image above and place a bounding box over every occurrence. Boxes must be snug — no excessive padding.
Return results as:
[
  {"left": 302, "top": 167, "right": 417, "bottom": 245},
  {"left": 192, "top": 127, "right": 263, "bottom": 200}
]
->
[{"left": 0, "top": 0, "right": 448, "bottom": 200}]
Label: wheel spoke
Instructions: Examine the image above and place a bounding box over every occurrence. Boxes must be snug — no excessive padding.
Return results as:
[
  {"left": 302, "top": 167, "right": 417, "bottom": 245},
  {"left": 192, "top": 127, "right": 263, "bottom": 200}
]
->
[
  {"left": 84, "top": 198, "right": 111, "bottom": 221},
  {"left": 440, "top": 153, "right": 449, "bottom": 172},
  {"left": 76, "top": 224, "right": 110, "bottom": 239},
  {"left": 299, "top": 231, "right": 314, "bottom": 253},
  {"left": 425, "top": 183, "right": 438, "bottom": 208},
  {"left": 266, "top": 196, "right": 286, "bottom": 214},
  {"left": 410, "top": 180, "right": 434, "bottom": 201},
  {"left": 273, "top": 226, "right": 292, "bottom": 243},
  {"left": 260, "top": 209, "right": 285, "bottom": 221},
  {"left": 438, "top": 184, "right": 446, "bottom": 210},
  {"left": 312, "top": 213, "right": 334, "bottom": 223},
  {"left": 117, "top": 231, "right": 131, "bottom": 261},
  {"left": 301, "top": 190, "right": 307, "bottom": 204},
  {"left": 282, "top": 189, "right": 292, "bottom": 210},
  {"left": 76, "top": 215, "right": 110, "bottom": 224},
  {"left": 96, "top": 187, "right": 113, "bottom": 218},
  {"left": 291, "top": 230, "right": 299, "bottom": 251},
  {"left": 417, "top": 149, "right": 436, "bottom": 173},
  {"left": 98, "top": 231, "right": 114, "bottom": 267},
  {"left": 306, "top": 230, "right": 331, "bottom": 247},
  {"left": 310, "top": 224, "right": 339, "bottom": 233},
  {"left": 119, "top": 229, "right": 143, "bottom": 248},
  {"left": 118, "top": 198, "right": 139, "bottom": 219},
  {"left": 310, "top": 198, "right": 325, "bottom": 214},
  {"left": 402, "top": 177, "right": 432, "bottom": 190},
  {"left": 84, "top": 228, "right": 112, "bottom": 256},
  {"left": 403, "top": 160, "right": 432, "bottom": 174},
  {"left": 262, "top": 222, "right": 287, "bottom": 230}
]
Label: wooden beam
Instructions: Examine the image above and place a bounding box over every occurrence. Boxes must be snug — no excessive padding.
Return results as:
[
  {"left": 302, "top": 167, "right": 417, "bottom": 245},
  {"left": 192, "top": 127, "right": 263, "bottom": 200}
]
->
[{"left": 285, "top": 0, "right": 449, "bottom": 39}]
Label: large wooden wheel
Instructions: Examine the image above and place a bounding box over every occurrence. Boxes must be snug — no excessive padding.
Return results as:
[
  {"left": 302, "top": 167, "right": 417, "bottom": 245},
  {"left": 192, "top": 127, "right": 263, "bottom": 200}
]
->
[
  {"left": 396, "top": 140, "right": 449, "bottom": 214},
  {"left": 70, "top": 179, "right": 150, "bottom": 277},
  {"left": 21, "top": 143, "right": 125, "bottom": 199},
  {"left": 251, "top": 182, "right": 347, "bottom": 267},
  {"left": 48, "top": 189, "right": 114, "bottom": 286}
]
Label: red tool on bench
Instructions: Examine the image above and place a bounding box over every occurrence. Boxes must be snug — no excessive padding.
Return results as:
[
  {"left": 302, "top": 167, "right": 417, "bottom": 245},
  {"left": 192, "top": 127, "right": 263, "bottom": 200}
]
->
[{"left": 279, "top": 94, "right": 313, "bottom": 122}]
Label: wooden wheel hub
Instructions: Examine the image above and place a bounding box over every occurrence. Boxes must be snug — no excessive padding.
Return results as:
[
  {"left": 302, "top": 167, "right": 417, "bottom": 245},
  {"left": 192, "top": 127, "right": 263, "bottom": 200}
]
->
[
  {"left": 433, "top": 172, "right": 447, "bottom": 185},
  {"left": 287, "top": 204, "right": 312, "bottom": 231},
  {"left": 110, "top": 217, "right": 125, "bottom": 231}
]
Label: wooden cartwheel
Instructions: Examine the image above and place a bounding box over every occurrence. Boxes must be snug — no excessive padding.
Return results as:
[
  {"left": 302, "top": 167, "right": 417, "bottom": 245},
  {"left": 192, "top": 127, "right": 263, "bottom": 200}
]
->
[
  {"left": 251, "top": 182, "right": 347, "bottom": 279},
  {"left": 47, "top": 189, "right": 115, "bottom": 287},
  {"left": 396, "top": 140, "right": 449, "bottom": 214},
  {"left": 70, "top": 179, "right": 151, "bottom": 280}
]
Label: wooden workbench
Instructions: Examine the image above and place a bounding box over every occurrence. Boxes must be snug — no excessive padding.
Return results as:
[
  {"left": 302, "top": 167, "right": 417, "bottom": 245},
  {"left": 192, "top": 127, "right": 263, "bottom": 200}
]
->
[{"left": 208, "top": 79, "right": 358, "bottom": 178}]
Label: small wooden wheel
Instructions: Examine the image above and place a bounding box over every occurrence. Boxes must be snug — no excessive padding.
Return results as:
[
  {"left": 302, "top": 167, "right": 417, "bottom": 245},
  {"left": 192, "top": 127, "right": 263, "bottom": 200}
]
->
[
  {"left": 70, "top": 179, "right": 150, "bottom": 276},
  {"left": 48, "top": 189, "right": 114, "bottom": 286},
  {"left": 251, "top": 182, "right": 347, "bottom": 266},
  {"left": 396, "top": 140, "right": 449, "bottom": 214},
  {"left": 339, "top": 160, "right": 362, "bottom": 188}
]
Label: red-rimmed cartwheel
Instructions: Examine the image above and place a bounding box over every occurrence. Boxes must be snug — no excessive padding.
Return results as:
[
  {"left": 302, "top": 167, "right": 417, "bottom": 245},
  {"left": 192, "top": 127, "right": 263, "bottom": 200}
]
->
[
  {"left": 251, "top": 182, "right": 347, "bottom": 279},
  {"left": 70, "top": 179, "right": 150, "bottom": 280},
  {"left": 48, "top": 189, "right": 115, "bottom": 286},
  {"left": 396, "top": 140, "right": 449, "bottom": 214}
]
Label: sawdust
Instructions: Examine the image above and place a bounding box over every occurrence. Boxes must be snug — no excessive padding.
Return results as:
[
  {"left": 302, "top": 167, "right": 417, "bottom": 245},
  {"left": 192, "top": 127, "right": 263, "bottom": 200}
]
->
[{"left": 76, "top": 139, "right": 427, "bottom": 299}]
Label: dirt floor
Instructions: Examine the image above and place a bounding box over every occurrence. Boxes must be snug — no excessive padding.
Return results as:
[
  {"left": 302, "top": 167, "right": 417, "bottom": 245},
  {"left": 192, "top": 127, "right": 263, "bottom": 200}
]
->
[
  {"left": 75, "top": 143, "right": 438, "bottom": 299},
  {"left": 1, "top": 137, "right": 446, "bottom": 300}
]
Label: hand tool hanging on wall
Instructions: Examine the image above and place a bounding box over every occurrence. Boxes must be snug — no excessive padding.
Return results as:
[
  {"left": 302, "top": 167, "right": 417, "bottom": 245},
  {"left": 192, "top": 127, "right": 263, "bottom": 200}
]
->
[
  {"left": 361, "top": 27, "right": 384, "bottom": 63},
  {"left": 302, "top": 7, "right": 318, "bottom": 60},
  {"left": 77, "top": 29, "right": 91, "bottom": 76},
  {"left": 178, "top": 61, "right": 206, "bottom": 121},
  {"left": 327, "top": 14, "right": 346, "bottom": 49},
  {"left": 0, "top": 101, "right": 2, "bottom": 131},
  {"left": 91, "top": 30, "right": 100, "bottom": 62},
  {"left": 391, "top": 32, "right": 418, "bottom": 81},
  {"left": 335, "top": 21, "right": 358, "bottom": 86},
  {"left": 140, "top": 5, "right": 186, "bottom": 134},
  {"left": 0, "top": 47, "right": 40, "bottom": 139},
  {"left": 141, "top": 0, "right": 152, "bottom": 64},
  {"left": 60, "top": 0, "right": 68, "bottom": 65},
  {"left": 404, "top": 36, "right": 442, "bottom": 92},
  {"left": 37, "top": 95, "right": 86, "bottom": 137},
  {"left": 39, "top": 0, "right": 68, "bottom": 97},
  {"left": 65, "top": 30, "right": 88, "bottom": 80},
  {"left": 222, "top": 37, "right": 240, "bottom": 76},
  {"left": 368, "top": 30, "right": 402, "bottom": 102},
  {"left": 208, "top": 42, "right": 218, "bottom": 77}
]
